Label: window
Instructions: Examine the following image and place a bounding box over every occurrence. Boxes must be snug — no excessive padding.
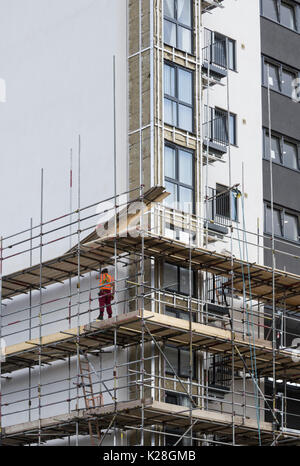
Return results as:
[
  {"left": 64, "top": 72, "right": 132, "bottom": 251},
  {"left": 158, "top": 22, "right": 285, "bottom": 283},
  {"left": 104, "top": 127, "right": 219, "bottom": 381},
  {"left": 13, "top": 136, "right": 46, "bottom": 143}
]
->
[
  {"left": 263, "top": 129, "right": 300, "bottom": 170},
  {"left": 208, "top": 355, "right": 231, "bottom": 395},
  {"left": 214, "top": 108, "right": 237, "bottom": 145},
  {"left": 281, "top": 2, "right": 297, "bottom": 30},
  {"left": 163, "top": 263, "right": 195, "bottom": 296},
  {"left": 204, "top": 29, "right": 236, "bottom": 71},
  {"left": 164, "top": 0, "right": 193, "bottom": 54},
  {"left": 165, "top": 306, "right": 196, "bottom": 322},
  {"left": 216, "top": 184, "right": 238, "bottom": 222},
  {"left": 262, "top": 56, "right": 299, "bottom": 98},
  {"left": 165, "top": 346, "right": 196, "bottom": 378},
  {"left": 164, "top": 143, "right": 194, "bottom": 212},
  {"left": 164, "top": 62, "right": 193, "bottom": 132},
  {"left": 261, "top": 0, "right": 298, "bottom": 31},
  {"left": 265, "top": 204, "right": 300, "bottom": 242}
]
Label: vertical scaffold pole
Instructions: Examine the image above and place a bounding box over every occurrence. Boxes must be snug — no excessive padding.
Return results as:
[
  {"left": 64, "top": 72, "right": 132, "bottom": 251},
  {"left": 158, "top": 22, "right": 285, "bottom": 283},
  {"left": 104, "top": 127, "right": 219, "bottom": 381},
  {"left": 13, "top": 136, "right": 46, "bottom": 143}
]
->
[
  {"left": 267, "top": 64, "right": 277, "bottom": 444},
  {"left": 29, "top": 217, "right": 33, "bottom": 422},
  {"left": 38, "top": 168, "right": 44, "bottom": 445},
  {"left": 113, "top": 55, "right": 118, "bottom": 447},
  {"left": 76, "top": 135, "right": 81, "bottom": 446},
  {"left": 0, "top": 236, "right": 3, "bottom": 447}
]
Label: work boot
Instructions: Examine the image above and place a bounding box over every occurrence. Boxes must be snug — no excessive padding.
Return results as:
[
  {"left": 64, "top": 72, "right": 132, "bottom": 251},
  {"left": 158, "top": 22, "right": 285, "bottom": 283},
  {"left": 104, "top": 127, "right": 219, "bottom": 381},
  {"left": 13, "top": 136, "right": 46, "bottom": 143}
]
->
[
  {"left": 97, "top": 314, "right": 104, "bottom": 321},
  {"left": 108, "top": 315, "right": 112, "bottom": 319}
]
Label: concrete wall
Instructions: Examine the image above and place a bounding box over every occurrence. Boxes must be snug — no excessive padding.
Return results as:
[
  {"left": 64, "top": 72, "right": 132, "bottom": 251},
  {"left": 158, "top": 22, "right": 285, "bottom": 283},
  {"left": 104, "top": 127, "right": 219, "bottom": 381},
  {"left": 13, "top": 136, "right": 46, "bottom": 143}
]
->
[{"left": 0, "top": 0, "right": 128, "bottom": 272}]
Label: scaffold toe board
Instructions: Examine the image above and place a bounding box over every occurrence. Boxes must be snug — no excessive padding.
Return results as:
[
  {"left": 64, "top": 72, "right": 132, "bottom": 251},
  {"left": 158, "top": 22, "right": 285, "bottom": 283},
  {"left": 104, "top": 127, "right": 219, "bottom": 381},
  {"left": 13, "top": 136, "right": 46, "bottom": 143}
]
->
[
  {"left": 3, "top": 310, "right": 300, "bottom": 382},
  {"left": 2, "top": 397, "right": 300, "bottom": 446}
]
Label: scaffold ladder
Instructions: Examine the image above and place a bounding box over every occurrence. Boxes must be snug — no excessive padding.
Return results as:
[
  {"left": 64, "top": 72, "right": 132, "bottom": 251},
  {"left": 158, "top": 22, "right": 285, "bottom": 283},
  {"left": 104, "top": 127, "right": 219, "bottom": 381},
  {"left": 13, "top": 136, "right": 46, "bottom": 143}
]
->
[{"left": 78, "top": 352, "right": 103, "bottom": 446}]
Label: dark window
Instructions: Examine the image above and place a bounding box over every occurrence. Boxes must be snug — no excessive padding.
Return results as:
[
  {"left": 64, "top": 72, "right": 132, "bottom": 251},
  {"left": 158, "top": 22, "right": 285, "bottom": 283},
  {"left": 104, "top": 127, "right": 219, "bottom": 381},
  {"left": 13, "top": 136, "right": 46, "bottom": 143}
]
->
[
  {"left": 163, "top": 262, "right": 195, "bottom": 296},
  {"left": 208, "top": 354, "right": 231, "bottom": 394},
  {"left": 165, "top": 346, "right": 196, "bottom": 378},
  {"left": 214, "top": 108, "right": 237, "bottom": 145},
  {"left": 263, "top": 129, "right": 300, "bottom": 170},
  {"left": 261, "top": 0, "right": 298, "bottom": 31},
  {"left": 164, "top": 62, "right": 193, "bottom": 132},
  {"left": 261, "top": 0, "right": 279, "bottom": 21},
  {"left": 265, "top": 204, "right": 300, "bottom": 242},
  {"left": 164, "top": 142, "right": 194, "bottom": 212},
  {"left": 281, "top": 1, "right": 297, "bottom": 30},
  {"left": 165, "top": 306, "right": 196, "bottom": 321},
  {"left": 216, "top": 184, "right": 238, "bottom": 222},
  {"left": 263, "top": 57, "right": 298, "bottom": 98},
  {"left": 204, "top": 29, "right": 236, "bottom": 71},
  {"left": 164, "top": 0, "right": 193, "bottom": 54}
]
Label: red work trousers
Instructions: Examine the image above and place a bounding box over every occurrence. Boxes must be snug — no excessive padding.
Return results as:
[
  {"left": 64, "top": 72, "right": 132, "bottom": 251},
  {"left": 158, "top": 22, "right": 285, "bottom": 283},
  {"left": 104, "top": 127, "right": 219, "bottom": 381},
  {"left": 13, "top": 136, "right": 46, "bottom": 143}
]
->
[{"left": 98, "top": 289, "right": 113, "bottom": 317}]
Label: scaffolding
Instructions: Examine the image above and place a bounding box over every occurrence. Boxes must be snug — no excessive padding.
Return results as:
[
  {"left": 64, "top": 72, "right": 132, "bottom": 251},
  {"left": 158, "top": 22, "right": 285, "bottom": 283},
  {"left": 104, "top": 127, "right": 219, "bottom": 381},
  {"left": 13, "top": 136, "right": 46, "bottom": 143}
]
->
[
  {"left": 1, "top": 183, "right": 300, "bottom": 447},
  {"left": 1, "top": 0, "right": 300, "bottom": 448}
]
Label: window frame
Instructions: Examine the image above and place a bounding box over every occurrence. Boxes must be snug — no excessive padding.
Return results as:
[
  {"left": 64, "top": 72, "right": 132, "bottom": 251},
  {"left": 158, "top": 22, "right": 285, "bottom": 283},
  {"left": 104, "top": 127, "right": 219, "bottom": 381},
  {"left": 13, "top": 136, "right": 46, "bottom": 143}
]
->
[
  {"left": 260, "top": 0, "right": 299, "bottom": 32},
  {"left": 204, "top": 28, "right": 237, "bottom": 72},
  {"left": 213, "top": 107, "right": 237, "bottom": 146},
  {"left": 164, "top": 0, "right": 194, "bottom": 54},
  {"left": 263, "top": 128, "right": 300, "bottom": 171},
  {"left": 164, "top": 61, "right": 194, "bottom": 133},
  {"left": 163, "top": 262, "right": 196, "bottom": 297},
  {"left": 216, "top": 183, "right": 239, "bottom": 222},
  {"left": 164, "top": 141, "right": 195, "bottom": 213},
  {"left": 262, "top": 55, "right": 300, "bottom": 99},
  {"left": 264, "top": 203, "right": 300, "bottom": 243},
  {"left": 165, "top": 345, "right": 197, "bottom": 378}
]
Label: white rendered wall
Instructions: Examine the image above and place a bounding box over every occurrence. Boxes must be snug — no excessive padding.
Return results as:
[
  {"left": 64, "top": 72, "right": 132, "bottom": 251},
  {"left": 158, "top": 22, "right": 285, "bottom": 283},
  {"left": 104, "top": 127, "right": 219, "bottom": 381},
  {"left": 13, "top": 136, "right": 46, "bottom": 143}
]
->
[
  {"left": 0, "top": 0, "right": 128, "bottom": 445},
  {"left": 202, "top": 0, "right": 264, "bottom": 264},
  {"left": 0, "top": 0, "right": 128, "bottom": 273}
]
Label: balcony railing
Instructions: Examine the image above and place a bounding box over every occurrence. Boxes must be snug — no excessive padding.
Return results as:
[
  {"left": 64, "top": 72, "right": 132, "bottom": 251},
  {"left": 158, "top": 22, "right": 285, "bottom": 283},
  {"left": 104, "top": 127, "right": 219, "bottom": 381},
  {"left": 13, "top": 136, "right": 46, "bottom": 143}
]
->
[
  {"left": 205, "top": 186, "right": 234, "bottom": 229},
  {"left": 203, "top": 116, "right": 228, "bottom": 155}
]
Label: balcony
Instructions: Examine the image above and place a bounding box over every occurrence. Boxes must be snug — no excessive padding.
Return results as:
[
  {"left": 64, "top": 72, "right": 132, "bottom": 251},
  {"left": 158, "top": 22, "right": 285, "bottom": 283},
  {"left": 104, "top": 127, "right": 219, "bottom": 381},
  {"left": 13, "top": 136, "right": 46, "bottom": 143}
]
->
[
  {"left": 202, "top": 115, "right": 228, "bottom": 161},
  {"left": 202, "top": 32, "right": 228, "bottom": 86},
  {"left": 204, "top": 186, "right": 238, "bottom": 239}
]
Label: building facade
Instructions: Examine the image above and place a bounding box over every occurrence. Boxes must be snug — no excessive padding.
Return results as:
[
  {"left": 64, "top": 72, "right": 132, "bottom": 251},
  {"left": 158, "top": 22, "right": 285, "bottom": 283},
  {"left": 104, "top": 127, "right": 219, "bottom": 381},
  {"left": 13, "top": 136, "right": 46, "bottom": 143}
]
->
[{"left": 0, "top": 0, "right": 300, "bottom": 446}]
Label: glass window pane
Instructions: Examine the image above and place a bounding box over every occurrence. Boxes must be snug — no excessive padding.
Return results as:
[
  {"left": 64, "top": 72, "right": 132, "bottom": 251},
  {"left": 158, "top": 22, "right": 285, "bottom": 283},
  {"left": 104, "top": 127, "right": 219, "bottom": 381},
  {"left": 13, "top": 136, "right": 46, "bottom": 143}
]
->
[
  {"left": 178, "top": 26, "right": 192, "bottom": 54},
  {"left": 165, "top": 145, "right": 176, "bottom": 179},
  {"left": 180, "top": 349, "right": 190, "bottom": 377},
  {"left": 264, "top": 62, "right": 280, "bottom": 91},
  {"left": 164, "top": 0, "right": 175, "bottom": 18},
  {"left": 283, "top": 141, "right": 298, "bottom": 170},
  {"left": 177, "top": 0, "right": 191, "bottom": 26},
  {"left": 164, "top": 263, "right": 178, "bottom": 290},
  {"left": 165, "top": 346, "right": 178, "bottom": 373},
  {"left": 263, "top": 0, "right": 278, "bottom": 21},
  {"left": 229, "top": 114, "right": 236, "bottom": 145},
  {"left": 164, "top": 98, "right": 177, "bottom": 126},
  {"left": 165, "top": 180, "right": 177, "bottom": 209},
  {"left": 178, "top": 69, "right": 192, "bottom": 104},
  {"left": 179, "top": 310, "right": 190, "bottom": 321},
  {"left": 231, "top": 192, "right": 238, "bottom": 221},
  {"left": 179, "top": 267, "right": 193, "bottom": 295},
  {"left": 265, "top": 134, "right": 281, "bottom": 163},
  {"left": 179, "top": 149, "right": 193, "bottom": 185},
  {"left": 266, "top": 206, "right": 282, "bottom": 236},
  {"left": 214, "top": 35, "right": 227, "bottom": 68},
  {"left": 165, "top": 307, "right": 178, "bottom": 318},
  {"left": 281, "top": 3, "right": 296, "bottom": 30},
  {"left": 164, "top": 64, "right": 175, "bottom": 96},
  {"left": 282, "top": 69, "right": 296, "bottom": 97},
  {"left": 284, "top": 213, "right": 298, "bottom": 241},
  {"left": 178, "top": 104, "right": 192, "bottom": 132},
  {"left": 164, "top": 19, "right": 176, "bottom": 48},
  {"left": 179, "top": 186, "right": 193, "bottom": 212},
  {"left": 228, "top": 39, "right": 235, "bottom": 70}
]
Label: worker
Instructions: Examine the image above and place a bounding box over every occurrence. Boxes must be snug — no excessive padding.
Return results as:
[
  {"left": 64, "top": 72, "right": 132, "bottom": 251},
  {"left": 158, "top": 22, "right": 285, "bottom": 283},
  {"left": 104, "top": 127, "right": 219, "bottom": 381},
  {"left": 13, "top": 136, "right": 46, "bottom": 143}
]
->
[{"left": 97, "top": 268, "right": 115, "bottom": 320}]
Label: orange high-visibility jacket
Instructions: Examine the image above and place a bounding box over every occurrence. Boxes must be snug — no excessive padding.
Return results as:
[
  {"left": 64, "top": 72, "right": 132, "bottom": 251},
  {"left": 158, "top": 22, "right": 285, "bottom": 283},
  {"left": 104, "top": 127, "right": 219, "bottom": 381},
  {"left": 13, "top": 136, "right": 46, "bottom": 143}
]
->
[{"left": 99, "top": 273, "right": 114, "bottom": 291}]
